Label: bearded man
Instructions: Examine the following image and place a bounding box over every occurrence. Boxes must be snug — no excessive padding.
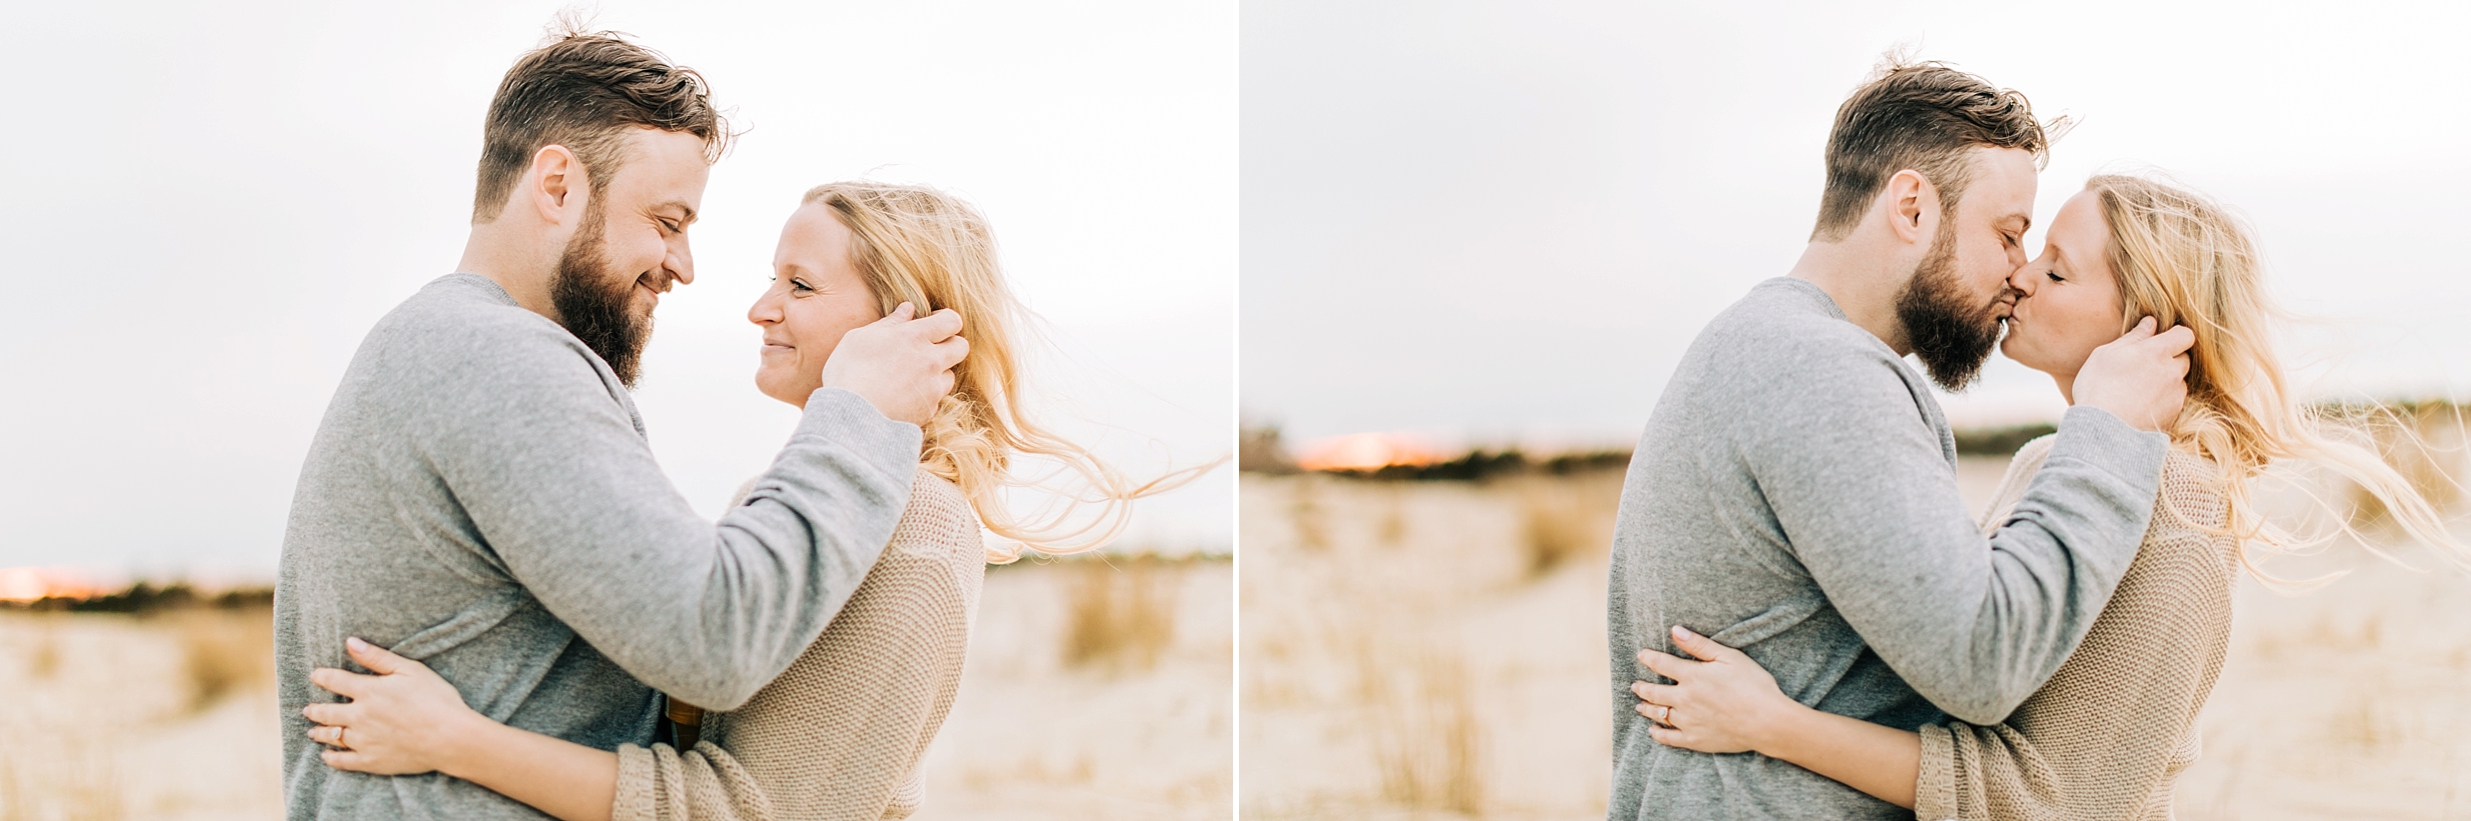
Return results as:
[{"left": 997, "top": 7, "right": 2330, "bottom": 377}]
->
[
  {"left": 274, "top": 31, "right": 966, "bottom": 820},
  {"left": 1602, "top": 60, "right": 2196, "bottom": 820}
]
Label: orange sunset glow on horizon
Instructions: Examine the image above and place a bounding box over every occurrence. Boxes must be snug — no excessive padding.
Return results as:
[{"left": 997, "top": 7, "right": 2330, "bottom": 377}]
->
[
  {"left": 0, "top": 567, "right": 109, "bottom": 603},
  {"left": 1292, "top": 432, "right": 1446, "bottom": 472}
]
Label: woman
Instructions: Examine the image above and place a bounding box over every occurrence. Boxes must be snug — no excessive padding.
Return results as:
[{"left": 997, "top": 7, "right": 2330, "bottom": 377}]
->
[
  {"left": 1628, "top": 172, "right": 2467, "bottom": 820},
  {"left": 301, "top": 181, "right": 1202, "bottom": 821}
]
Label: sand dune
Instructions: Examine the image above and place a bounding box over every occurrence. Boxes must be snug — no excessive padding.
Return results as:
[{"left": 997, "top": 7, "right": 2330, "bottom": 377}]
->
[
  {"left": 0, "top": 557, "right": 1231, "bottom": 820},
  {"left": 1239, "top": 463, "right": 2471, "bottom": 819}
]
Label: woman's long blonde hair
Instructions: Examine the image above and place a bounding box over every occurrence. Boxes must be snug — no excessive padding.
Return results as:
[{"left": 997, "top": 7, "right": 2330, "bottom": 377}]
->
[
  {"left": 805, "top": 180, "right": 1213, "bottom": 563},
  {"left": 2088, "top": 172, "right": 2469, "bottom": 586}
]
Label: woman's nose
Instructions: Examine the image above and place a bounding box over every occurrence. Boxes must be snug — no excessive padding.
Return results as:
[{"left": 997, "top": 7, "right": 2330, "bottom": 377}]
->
[{"left": 747, "top": 287, "right": 782, "bottom": 326}]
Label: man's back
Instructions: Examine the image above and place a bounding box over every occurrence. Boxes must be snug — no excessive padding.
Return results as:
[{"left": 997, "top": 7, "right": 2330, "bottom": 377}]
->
[
  {"left": 278, "top": 275, "right": 669, "bottom": 818},
  {"left": 277, "top": 274, "right": 917, "bottom": 819},
  {"left": 1605, "top": 278, "right": 2167, "bottom": 820}
]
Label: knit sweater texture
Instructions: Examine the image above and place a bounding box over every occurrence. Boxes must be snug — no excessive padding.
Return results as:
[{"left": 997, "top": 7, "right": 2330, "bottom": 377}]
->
[
  {"left": 1915, "top": 436, "right": 2239, "bottom": 820},
  {"left": 613, "top": 473, "right": 985, "bottom": 821}
]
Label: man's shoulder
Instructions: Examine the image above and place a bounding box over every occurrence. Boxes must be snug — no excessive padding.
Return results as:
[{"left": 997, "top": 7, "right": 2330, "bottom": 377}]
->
[
  {"left": 358, "top": 274, "right": 598, "bottom": 382},
  {"left": 374, "top": 274, "right": 571, "bottom": 347},
  {"left": 1680, "top": 279, "right": 1913, "bottom": 392}
]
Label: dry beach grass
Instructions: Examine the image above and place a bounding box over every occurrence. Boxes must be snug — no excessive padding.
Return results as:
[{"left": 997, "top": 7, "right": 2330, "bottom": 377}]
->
[
  {"left": 1239, "top": 421, "right": 2471, "bottom": 819},
  {"left": 0, "top": 557, "right": 1231, "bottom": 821}
]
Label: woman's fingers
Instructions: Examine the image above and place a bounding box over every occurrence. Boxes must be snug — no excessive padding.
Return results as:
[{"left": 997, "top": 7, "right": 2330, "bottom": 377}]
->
[
  {"left": 1646, "top": 721, "right": 1705, "bottom": 751},
  {"left": 1630, "top": 680, "right": 1680, "bottom": 706},
  {"left": 320, "top": 748, "right": 377, "bottom": 773},
  {"left": 306, "top": 723, "right": 346, "bottom": 747},
  {"left": 1635, "top": 647, "right": 1697, "bottom": 680},
  {"left": 1669, "top": 625, "right": 1743, "bottom": 662},
  {"left": 302, "top": 700, "right": 357, "bottom": 727},
  {"left": 344, "top": 636, "right": 423, "bottom": 677},
  {"left": 309, "top": 667, "right": 377, "bottom": 699}
]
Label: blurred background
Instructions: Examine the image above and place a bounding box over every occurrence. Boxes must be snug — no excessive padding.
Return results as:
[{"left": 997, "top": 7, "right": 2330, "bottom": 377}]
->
[
  {"left": 0, "top": 2, "right": 1233, "bottom": 819},
  {"left": 1238, "top": 1, "right": 2471, "bottom": 819}
]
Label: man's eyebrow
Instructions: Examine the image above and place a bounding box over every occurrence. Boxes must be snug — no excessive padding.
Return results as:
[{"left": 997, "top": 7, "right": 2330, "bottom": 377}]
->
[{"left": 2007, "top": 212, "right": 2033, "bottom": 233}]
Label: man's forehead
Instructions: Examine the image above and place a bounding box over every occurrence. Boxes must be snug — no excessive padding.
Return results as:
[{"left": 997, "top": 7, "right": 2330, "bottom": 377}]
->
[
  {"left": 1967, "top": 145, "right": 2039, "bottom": 219},
  {"left": 1971, "top": 147, "right": 2038, "bottom": 191},
  {"left": 610, "top": 127, "right": 713, "bottom": 204}
]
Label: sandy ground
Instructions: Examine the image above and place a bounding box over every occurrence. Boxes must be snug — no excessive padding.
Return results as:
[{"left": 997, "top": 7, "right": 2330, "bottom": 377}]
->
[
  {"left": 0, "top": 558, "right": 1231, "bottom": 821},
  {"left": 1240, "top": 465, "right": 2471, "bottom": 819}
]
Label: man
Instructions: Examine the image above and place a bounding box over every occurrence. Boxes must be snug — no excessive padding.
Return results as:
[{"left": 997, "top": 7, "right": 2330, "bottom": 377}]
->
[
  {"left": 274, "top": 31, "right": 966, "bottom": 819},
  {"left": 1604, "top": 60, "right": 2196, "bottom": 819}
]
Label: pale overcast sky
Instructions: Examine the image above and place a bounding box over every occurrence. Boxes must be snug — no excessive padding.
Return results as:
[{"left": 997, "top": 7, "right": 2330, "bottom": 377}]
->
[
  {"left": 1243, "top": 0, "right": 2471, "bottom": 449},
  {"left": 0, "top": 1, "right": 1234, "bottom": 580}
]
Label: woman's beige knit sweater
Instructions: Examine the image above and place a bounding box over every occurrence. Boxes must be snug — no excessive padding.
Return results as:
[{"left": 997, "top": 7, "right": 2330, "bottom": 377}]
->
[
  {"left": 611, "top": 473, "right": 985, "bottom": 821},
  {"left": 1914, "top": 435, "right": 2240, "bottom": 821}
]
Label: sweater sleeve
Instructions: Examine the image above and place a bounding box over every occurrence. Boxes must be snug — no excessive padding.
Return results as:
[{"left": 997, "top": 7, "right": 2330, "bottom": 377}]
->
[
  {"left": 1741, "top": 332, "right": 2167, "bottom": 723},
  {"left": 1913, "top": 454, "right": 2233, "bottom": 821},
  {"left": 415, "top": 312, "right": 921, "bottom": 710},
  {"left": 612, "top": 475, "right": 985, "bottom": 821},
  {"left": 613, "top": 741, "right": 771, "bottom": 821}
]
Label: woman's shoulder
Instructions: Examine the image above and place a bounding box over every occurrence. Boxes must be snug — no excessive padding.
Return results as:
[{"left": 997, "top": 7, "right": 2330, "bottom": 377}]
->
[
  {"left": 1975, "top": 435, "right": 2060, "bottom": 531},
  {"left": 2152, "top": 446, "right": 2231, "bottom": 532},
  {"left": 891, "top": 472, "right": 985, "bottom": 561},
  {"left": 2011, "top": 433, "right": 2060, "bottom": 467}
]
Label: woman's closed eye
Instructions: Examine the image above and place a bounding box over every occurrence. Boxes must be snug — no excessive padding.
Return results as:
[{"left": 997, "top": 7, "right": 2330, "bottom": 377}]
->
[
  {"left": 2045, "top": 268, "right": 2065, "bottom": 283},
  {"left": 769, "top": 275, "right": 821, "bottom": 296}
]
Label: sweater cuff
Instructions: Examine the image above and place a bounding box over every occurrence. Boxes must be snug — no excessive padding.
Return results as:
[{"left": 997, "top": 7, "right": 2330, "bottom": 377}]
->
[
  {"left": 2048, "top": 405, "right": 2169, "bottom": 489},
  {"left": 798, "top": 387, "right": 926, "bottom": 471},
  {"left": 1915, "top": 723, "right": 1961, "bottom": 821},
  {"left": 612, "top": 743, "right": 665, "bottom": 821}
]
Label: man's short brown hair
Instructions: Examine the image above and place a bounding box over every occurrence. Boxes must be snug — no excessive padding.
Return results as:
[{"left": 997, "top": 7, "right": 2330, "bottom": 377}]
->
[
  {"left": 471, "top": 30, "right": 730, "bottom": 223},
  {"left": 1810, "top": 57, "right": 2054, "bottom": 242}
]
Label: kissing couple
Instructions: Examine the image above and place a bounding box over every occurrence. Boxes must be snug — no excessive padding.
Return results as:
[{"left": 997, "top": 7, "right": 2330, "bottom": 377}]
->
[
  {"left": 276, "top": 28, "right": 1196, "bottom": 821},
  {"left": 1606, "top": 57, "right": 2468, "bottom": 820}
]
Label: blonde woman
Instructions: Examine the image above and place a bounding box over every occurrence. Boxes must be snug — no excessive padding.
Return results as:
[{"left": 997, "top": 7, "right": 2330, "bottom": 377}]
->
[
  {"left": 301, "top": 182, "right": 1198, "bottom": 821},
  {"left": 1625, "top": 172, "right": 2467, "bottom": 820}
]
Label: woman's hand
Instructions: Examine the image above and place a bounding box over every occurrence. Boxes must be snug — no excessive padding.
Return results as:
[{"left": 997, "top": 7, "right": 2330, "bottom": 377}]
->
[
  {"left": 1631, "top": 625, "right": 1803, "bottom": 755},
  {"left": 304, "top": 637, "right": 489, "bottom": 776}
]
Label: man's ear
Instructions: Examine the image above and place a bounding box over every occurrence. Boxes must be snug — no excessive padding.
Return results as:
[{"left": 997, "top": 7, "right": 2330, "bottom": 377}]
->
[
  {"left": 1880, "top": 168, "right": 1936, "bottom": 246},
  {"left": 528, "top": 144, "right": 581, "bottom": 226}
]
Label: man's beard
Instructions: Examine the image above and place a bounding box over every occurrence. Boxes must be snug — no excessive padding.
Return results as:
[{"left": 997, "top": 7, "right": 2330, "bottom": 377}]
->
[
  {"left": 1895, "top": 220, "right": 2009, "bottom": 392},
  {"left": 550, "top": 202, "right": 654, "bottom": 388}
]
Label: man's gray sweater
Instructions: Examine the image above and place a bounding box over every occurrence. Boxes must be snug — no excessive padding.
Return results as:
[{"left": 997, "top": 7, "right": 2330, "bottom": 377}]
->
[
  {"left": 1605, "top": 278, "right": 2168, "bottom": 820},
  {"left": 275, "top": 274, "right": 921, "bottom": 820}
]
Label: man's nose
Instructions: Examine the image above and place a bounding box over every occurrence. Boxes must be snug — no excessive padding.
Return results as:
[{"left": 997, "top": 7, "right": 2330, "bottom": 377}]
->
[{"left": 668, "top": 240, "right": 696, "bottom": 286}]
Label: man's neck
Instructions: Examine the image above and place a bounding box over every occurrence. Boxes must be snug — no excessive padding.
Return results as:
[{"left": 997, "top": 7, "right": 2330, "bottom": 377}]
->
[
  {"left": 1787, "top": 239, "right": 1912, "bottom": 356},
  {"left": 457, "top": 227, "right": 558, "bottom": 321}
]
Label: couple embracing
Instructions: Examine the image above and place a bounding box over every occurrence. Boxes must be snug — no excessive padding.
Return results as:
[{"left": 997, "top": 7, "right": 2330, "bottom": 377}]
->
[
  {"left": 1608, "top": 59, "right": 2465, "bottom": 820},
  {"left": 276, "top": 29, "right": 1184, "bottom": 821}
]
